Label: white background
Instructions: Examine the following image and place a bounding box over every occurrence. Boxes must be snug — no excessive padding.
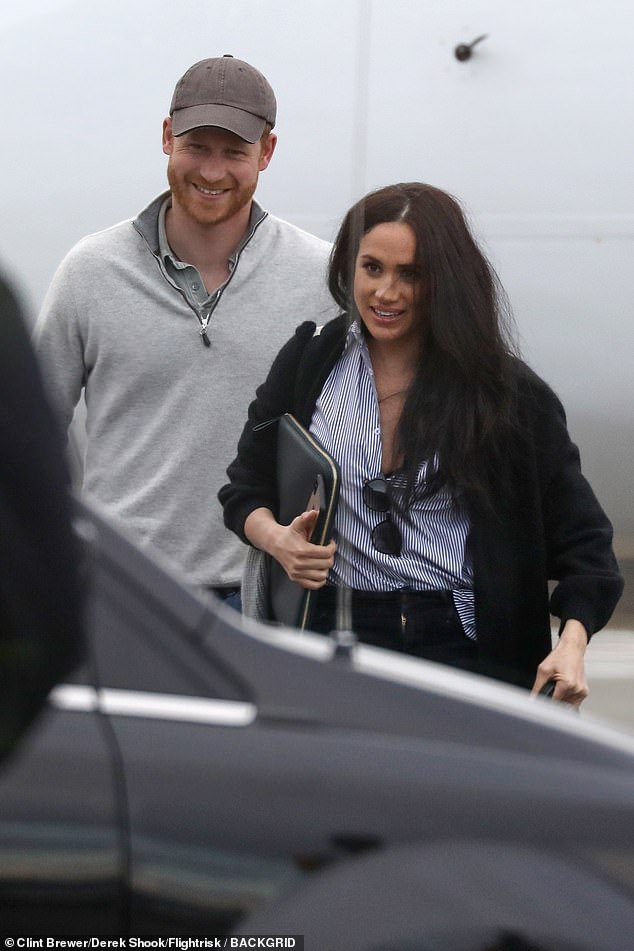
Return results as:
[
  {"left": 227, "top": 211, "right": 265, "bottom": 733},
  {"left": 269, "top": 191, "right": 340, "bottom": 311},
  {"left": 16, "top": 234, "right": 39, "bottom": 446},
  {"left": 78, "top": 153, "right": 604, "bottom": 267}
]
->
[{"left": 1, "top": 0, "right": 632, "bottom": 554}]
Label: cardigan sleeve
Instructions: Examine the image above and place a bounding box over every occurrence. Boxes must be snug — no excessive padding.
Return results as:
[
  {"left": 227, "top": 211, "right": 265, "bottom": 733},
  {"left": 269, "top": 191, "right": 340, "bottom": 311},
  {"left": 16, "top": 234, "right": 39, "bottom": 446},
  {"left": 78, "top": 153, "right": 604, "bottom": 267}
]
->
[
  {"left": 218, "top": 320, "right": 318, "bottom": 544},
  {"left": 528, "top": 374, "right": 624, "bottom": 637}
]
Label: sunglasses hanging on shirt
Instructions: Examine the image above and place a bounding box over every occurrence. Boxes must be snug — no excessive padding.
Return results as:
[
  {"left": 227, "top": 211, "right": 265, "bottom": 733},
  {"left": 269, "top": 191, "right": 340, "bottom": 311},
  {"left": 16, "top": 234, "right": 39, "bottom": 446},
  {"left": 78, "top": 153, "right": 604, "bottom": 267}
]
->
[{"left": 363, "top": 477, "right": 403, "bottom": 556}]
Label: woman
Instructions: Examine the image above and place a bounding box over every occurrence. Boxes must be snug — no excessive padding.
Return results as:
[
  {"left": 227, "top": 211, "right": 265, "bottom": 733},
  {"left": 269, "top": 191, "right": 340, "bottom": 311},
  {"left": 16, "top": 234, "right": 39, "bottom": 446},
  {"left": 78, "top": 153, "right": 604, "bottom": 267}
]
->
[{"left": 219, "top": 183, "right": 623, "bottom": 703}]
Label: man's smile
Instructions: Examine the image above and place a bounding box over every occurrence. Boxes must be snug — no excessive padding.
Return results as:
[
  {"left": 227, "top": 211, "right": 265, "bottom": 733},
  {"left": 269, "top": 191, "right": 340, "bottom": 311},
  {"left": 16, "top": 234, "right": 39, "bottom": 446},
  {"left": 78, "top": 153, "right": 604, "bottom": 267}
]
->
[{"left": 193, "top": 183, "right": 229, "bottom": 196}]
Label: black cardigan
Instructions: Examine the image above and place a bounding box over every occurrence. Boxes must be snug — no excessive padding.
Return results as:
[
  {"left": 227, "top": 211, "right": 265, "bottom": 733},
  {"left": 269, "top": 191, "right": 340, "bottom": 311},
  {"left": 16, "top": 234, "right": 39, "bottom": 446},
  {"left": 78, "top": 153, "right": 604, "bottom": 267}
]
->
[{"left": 220, "top": 316, "right": 623, "bottom": 687}]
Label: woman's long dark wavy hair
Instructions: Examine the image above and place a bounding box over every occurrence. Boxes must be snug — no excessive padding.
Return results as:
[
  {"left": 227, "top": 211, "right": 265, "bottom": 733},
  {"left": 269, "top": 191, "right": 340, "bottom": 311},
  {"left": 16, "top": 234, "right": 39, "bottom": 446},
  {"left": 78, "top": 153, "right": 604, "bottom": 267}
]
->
[{"left": 328, "top": 182, "right": 520, "bottom": 508}]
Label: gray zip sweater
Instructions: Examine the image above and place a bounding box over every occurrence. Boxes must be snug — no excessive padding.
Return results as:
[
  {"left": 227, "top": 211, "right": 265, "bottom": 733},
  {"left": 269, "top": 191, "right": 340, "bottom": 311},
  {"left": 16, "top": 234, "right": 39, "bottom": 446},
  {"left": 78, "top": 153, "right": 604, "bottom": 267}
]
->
[{"left": 33, "top": 193, "right": 337, "bottom": 588}]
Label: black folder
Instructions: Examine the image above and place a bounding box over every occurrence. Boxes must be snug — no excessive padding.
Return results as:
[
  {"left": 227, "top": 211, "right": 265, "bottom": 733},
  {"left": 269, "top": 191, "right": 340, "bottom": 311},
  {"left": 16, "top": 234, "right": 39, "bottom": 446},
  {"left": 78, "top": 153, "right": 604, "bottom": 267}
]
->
[{"left": 270, "top": 414, "right": 340, "bottom": 630}]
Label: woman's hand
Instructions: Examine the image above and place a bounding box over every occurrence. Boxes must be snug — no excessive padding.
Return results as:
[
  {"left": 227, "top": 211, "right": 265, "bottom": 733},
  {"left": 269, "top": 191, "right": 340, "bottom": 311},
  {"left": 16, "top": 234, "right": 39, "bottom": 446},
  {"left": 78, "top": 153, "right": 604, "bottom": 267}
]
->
[
  {"left": 245, "top": 507, "right": 336, "bottom": 590},
  {"left": 531, "top": 619, "right": 589, "bottom": 708}
]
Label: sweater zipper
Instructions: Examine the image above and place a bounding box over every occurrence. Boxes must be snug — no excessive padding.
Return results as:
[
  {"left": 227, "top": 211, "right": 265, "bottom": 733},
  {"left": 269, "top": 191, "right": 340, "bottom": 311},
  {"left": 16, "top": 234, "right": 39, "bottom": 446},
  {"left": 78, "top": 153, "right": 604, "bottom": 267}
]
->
[
  {"left": 139, "top": 205, "right": 269, "bottom": 348},
  {"left": 196, "top": 210, "right": 268, "bottom": 347},
  {"left": 199, "top": 312, "right": 211, "bottom": 347}
]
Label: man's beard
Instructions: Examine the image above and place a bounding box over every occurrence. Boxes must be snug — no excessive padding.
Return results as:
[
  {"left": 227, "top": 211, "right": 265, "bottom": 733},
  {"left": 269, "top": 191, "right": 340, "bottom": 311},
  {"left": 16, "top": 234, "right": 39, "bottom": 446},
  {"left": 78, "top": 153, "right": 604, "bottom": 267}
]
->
[{"left": 167, "top": 164, "right": 256, "bottom": 227}]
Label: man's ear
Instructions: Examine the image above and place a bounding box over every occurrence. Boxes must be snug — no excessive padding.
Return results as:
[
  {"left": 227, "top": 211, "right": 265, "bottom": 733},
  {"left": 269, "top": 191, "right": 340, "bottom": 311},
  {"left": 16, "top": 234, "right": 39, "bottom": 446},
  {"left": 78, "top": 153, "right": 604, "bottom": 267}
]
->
[
  {"left": 258, "top": 131, "right": 277, "bottom": 171},
  {"left": 162, "top": 118, "right": 174, "bottom": 156}
]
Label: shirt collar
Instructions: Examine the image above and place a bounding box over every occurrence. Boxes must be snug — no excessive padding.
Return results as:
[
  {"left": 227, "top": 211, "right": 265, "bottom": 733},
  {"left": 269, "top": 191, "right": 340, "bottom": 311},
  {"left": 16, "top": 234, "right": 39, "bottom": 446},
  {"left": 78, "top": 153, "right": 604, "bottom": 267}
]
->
[
  {"left": 157, "top": 198, "right": 266, "bottom": 269},
  {"left": 157, "top": 197, "right": 174, "bottom": 265},
  {"left": 349, "top": 318, "right": 363, "bottom": 344},
  {"left": 347, "top": 318, "right": 375, "bottom": 374}
]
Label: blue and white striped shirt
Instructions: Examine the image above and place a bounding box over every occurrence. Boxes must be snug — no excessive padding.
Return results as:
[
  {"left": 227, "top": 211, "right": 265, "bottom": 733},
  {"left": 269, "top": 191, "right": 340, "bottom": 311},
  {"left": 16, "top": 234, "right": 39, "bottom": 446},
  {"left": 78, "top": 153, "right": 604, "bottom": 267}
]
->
[{"left": 309, "top": 323, "right": 476, "bottom": 639}]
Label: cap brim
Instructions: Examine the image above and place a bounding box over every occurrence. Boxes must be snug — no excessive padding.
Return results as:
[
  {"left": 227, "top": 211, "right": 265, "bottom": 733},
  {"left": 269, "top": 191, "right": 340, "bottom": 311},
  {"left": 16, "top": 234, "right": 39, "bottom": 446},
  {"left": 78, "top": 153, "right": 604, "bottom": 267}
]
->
[{"left": 171, "top": 103, "right": 266, "bottom": 143}]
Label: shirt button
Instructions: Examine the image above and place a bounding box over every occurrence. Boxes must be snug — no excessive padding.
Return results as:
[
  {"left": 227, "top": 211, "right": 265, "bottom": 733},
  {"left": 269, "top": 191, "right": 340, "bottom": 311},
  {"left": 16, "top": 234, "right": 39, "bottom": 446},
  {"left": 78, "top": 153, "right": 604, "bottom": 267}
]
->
[
  {"left": 374, "top": 427, "right": 381, "bottom": 436},
  {"left": 191, "top": 282, "right": 200, "bottom": 291}
]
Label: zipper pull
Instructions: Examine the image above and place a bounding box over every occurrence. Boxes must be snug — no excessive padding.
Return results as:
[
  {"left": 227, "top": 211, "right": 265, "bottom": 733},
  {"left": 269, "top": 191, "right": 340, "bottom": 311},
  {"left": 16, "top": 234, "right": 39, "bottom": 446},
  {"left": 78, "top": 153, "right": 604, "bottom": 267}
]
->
[{"left": 200, "top": 315, "right": 211, "bottom": 347}]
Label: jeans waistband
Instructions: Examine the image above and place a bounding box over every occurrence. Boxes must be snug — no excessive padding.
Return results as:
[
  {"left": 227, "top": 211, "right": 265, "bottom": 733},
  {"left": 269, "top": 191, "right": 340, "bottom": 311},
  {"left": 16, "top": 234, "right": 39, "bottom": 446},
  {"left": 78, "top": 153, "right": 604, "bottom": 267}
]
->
[{"left": 318, "top": 586, "right": 454, "bottom": 606}]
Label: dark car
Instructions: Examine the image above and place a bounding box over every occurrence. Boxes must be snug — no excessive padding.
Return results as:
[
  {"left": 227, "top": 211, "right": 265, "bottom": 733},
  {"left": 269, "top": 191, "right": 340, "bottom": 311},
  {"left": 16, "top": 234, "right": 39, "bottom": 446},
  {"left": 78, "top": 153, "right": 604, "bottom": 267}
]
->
[{"left": 1, "top": 502, "right": 633, "bottom": 950}]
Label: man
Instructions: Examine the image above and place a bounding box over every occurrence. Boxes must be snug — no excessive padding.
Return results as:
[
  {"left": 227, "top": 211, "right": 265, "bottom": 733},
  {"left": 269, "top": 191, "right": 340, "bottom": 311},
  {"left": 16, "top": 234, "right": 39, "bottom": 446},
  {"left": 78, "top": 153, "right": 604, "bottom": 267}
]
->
[
  {"left": 1, "top": 273, "right": 83, "bottom": 762},
  {"left": 34, "top": 55, "right": 336, "bottom": 603}
]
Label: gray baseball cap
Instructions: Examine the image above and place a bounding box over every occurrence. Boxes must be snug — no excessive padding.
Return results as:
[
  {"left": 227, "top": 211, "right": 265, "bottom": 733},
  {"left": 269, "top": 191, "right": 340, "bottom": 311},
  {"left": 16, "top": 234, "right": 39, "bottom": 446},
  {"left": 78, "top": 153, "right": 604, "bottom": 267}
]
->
[{"left": 169, "top": 54, "right": 277, "bottom": 142}]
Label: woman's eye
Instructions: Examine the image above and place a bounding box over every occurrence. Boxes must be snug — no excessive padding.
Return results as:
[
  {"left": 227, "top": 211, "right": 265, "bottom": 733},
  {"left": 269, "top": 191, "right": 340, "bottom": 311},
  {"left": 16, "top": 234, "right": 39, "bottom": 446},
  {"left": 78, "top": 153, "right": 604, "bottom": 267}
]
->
[{"left": 363, "top": 262, "right": 381, "bottom": 274}]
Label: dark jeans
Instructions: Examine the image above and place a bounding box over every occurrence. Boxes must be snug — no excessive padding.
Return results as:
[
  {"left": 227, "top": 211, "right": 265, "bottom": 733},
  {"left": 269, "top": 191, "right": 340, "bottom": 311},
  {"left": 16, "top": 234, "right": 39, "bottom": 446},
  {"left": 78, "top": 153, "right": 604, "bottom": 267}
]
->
[
  {"left": 310, "top": 586, "right": 478, "bottom": 673},
  {"left": 209, "top": 586, "right": 242, "bottom": 613}
]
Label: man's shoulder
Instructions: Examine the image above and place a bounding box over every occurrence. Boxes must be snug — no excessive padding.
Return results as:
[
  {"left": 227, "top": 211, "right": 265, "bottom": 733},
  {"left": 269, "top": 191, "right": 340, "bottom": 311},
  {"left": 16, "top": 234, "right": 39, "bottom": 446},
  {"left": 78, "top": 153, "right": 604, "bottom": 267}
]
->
[
  {"left": 260, "top": 212, "right": 332, "bottom": 255},
  {"left": 59, "top": 193, "right": 165, "bottom": 266},
  {"left": 61, "top": 217, "right": 139, "bottom": 265}
]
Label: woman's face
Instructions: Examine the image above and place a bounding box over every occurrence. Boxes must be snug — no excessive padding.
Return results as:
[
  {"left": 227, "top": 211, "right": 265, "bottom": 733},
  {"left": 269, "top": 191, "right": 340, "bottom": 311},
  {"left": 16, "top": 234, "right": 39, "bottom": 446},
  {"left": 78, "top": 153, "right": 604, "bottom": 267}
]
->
[{"left": 353, "top": 221, "right": 422, "bottom": 352}]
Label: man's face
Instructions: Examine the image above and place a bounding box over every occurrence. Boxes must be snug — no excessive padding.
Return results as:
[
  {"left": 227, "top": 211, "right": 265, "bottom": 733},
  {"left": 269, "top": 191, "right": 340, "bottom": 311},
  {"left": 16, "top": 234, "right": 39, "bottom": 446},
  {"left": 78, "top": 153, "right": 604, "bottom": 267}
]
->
[{"left": 162, "top": 121, "right": 276, "bottom": 228}]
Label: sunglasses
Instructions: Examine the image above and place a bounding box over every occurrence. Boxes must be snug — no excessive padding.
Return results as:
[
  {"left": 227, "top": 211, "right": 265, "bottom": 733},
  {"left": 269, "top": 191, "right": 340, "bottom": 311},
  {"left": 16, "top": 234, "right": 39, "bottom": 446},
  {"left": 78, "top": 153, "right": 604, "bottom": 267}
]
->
[{"left": 363, "top": 477, "right": 402, "bottom": 556}]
